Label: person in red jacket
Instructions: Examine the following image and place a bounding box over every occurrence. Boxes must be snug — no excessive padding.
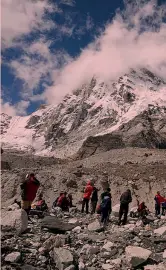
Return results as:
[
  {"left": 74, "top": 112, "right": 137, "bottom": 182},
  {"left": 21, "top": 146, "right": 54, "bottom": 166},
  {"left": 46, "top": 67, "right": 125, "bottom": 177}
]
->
[
  {"left": 81, "top": 181, "right": 93, "bottom": 214},
  {"left": 20, "top": 173, "right": 40, "bottom": 215},
  {"left": 57, "top": 192, "right": 69, "bottom": 211},
  {"left": 154, "top": 191, "right": 165, "bottom": 216}
]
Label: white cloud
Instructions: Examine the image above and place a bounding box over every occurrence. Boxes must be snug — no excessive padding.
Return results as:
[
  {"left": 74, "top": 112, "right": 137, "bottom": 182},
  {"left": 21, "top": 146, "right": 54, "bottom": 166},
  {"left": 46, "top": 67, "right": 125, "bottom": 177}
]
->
[
  {"left": 1, "top": 99, "right": 30, "bottom": 116},
  {"left": 60, "top": 0, "right": 76, "bottom": 7},
  {"left": 2, "top": 0, "right": 166, "bottom": 115},
  {"left": 10, "top": 39, "right": 71, "bottom": 99},
  {"left": 42, "top": 0, "right": 166, "bottom": 103},
  {"left": 1, "top": 100, "right": 17, "bottom": 116},
  {"left": 1, "top": 0, "right": 56, "bottom": 49}
]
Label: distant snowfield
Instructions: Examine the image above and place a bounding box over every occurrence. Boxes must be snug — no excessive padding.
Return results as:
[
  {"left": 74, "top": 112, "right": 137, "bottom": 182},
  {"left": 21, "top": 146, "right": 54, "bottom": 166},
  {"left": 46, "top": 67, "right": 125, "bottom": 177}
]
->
[
  {"left": 1, "top": 115, "right": 44, "bottom": 152},
  {"left": 1, "top": 70, "right": 166, "bottom": 158}
]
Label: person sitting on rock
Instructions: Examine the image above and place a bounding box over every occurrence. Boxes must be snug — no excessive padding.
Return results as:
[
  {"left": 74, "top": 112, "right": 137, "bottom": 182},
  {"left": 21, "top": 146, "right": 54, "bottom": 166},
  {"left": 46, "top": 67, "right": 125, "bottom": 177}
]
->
[
  {"left": 57, "top": 192, "right": 69, "bottom": 211},
  {"left": 20, "top": 173, "right": 40, "bottom": 216},
  {"left": 91, "top": 187, "right": 98, "bottom": 214},
  {"left": 118, "top": 189, "right": 132, "bottom": 226},
  {"left": 31, "top": 193, "right": 48, "bottom": 212},
  {"left": 100, "top": 194, "right": 112, "bottom": 228},
  {"left": 67, "top": 193, "right": 74, "bottom": 208},
  {"left": 137, "top": 201, "right": 148, "bottom": 218},
  {"left": 154, "top": 191, "right": 165, "bottom": 216},
  {"left": 101, "top": 188, "right": 112, "bottom": 220},
  {"left": 81, "top": 180, "right": 93, "bottom": 214},
  {"left": 52, "top": 192, "right": 63, "bottom": 209}
]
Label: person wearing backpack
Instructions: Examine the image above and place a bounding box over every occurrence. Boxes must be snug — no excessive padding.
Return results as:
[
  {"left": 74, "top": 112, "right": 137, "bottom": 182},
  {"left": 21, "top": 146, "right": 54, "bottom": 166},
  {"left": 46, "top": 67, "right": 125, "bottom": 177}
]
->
[
  {"left": 101, "top": 188, "right": 112, "bottom": 220},
  {"left": 118, "top": 189, "right": 132, "bottom": 225},
  {"left": 100, "top": 195, "right": 112, "bottom": 227}
]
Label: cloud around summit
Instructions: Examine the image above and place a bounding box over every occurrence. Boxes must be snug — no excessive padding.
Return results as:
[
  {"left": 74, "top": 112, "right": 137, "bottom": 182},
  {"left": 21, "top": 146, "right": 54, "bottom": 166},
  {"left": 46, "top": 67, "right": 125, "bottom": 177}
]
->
[
  {"left": 43, "top": 0, "right": 166, "bottom": 103},
  {"left": 1, "top": 0, "right": 166, "bottom": 116}
]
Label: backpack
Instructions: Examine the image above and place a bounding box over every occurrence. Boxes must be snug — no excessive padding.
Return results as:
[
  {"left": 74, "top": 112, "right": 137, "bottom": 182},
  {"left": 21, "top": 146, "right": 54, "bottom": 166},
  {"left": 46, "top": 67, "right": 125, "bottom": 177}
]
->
[{"left": 101, "top": 196, "right": 111, "bottom": 210}]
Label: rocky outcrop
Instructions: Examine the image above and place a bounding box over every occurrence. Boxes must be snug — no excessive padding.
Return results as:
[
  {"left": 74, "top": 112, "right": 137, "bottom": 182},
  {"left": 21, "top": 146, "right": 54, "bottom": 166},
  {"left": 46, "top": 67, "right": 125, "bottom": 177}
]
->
[{"left": 75, "top": 108, "right": 166, "bottom": 159}]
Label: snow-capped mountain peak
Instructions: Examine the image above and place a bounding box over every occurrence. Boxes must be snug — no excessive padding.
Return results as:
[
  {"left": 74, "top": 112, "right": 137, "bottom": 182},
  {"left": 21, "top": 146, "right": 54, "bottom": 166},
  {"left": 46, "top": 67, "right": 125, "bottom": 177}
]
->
[{"left": 1, "top": 68, "right": 166, "bottom": 158}]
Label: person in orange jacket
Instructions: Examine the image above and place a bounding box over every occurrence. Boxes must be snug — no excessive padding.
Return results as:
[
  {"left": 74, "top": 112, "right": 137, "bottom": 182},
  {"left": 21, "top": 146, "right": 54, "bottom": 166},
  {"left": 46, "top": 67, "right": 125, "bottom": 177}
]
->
[
  {"left": 154, "top": 191, "right": 165, "bottom": 216},
  {"left": 81, "top": 181, "right": 93, "bottom": 214}
]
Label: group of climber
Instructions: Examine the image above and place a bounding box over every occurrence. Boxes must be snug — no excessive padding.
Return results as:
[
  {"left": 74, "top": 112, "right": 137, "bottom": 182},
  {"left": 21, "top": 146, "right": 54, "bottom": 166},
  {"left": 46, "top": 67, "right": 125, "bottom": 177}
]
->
[
  {"left": 81, "top": 180, "right": 133, "bottom": 227},
  {"left": 80, "top": 181, "right": 166, "bottom": 227},
  {"left": 52, "top": 192, "right": 73, "bottom": 212},
  {"left": 19, "top": 173, "right": 166, "bottom": 227}
]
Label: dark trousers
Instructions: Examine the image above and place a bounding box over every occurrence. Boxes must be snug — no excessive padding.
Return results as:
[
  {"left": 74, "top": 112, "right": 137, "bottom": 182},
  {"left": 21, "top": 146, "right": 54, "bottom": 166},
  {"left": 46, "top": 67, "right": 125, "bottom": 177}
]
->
[
  {"left": 119, "top": 203, "right": 129, "bottom": 225},
  {"left": 101, "top": 208, "right": 109, "bottom": 226},
  {"left": 162, "top": 206, "right": 166, "bottom": 215},
  {"left": 82, "top": 198, "right": 89, "bottom": 214},
  {"left": 155, "top": 204, "right": 160, "bottom": 216},
  {"left": 91, "top": 201, "right": 97, "bottom": 214}
]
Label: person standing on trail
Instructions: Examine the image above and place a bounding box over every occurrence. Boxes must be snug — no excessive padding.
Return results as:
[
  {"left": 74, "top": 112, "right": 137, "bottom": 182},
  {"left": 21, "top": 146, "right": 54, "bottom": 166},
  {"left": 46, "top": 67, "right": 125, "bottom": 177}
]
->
[
  {"left": 91, "top": 187, "right": 98, "bottom": 214},
  {"left": 81, "top": 180, "right": 93, "bottom": 214},
  {"left": 118, "top": 189, "right": 132, "bottom": 225},
  {"left": 20, "top": 173, "right": 40, "bottom": 215},
  {"left": 100, "top": 194, "right": 112, "bottom": 227},
  {"left": 154, "top": 191, "right": 165, "bottom": 216},
  {"left": 101, "top": 187, "right": 112, "bottom": 221}
]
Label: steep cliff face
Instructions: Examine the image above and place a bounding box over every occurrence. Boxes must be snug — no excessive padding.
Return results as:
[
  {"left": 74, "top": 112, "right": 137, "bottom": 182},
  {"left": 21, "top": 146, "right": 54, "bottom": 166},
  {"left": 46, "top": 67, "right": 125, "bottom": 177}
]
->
[
  {"left": 1, "top": 68, "right": 166, "bottom": 158},
  {"left": 75, "top": 106, "right": 166, "bottom": 159}
]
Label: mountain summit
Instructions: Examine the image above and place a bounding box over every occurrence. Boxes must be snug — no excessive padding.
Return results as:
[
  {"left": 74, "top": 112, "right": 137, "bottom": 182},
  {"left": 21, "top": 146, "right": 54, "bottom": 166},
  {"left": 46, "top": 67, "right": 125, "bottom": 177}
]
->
[{"left": 1, "top": 68, "right": 166, "bottom": 158}]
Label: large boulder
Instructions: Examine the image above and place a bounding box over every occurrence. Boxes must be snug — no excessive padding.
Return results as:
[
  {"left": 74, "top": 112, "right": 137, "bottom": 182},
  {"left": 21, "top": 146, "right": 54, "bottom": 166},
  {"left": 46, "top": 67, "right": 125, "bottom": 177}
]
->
[
  {"left": 125, "top": 246, "right": 152, "bottom": 267},
  {"left": 1, "top": 209, "right": 28, "bottom": 235},
  {"left": 53, "top": 248, "right": 73, "bottom": 270},
  {"left": 41, "top": 216, "right": 76, "bottom": 233}
]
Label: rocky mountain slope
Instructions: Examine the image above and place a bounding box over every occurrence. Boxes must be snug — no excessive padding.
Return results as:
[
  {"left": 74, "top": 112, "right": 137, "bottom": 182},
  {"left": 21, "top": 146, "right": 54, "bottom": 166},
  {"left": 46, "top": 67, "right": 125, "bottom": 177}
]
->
[{"left": 1, "top": 68, "right": 166, "bottom": 158}]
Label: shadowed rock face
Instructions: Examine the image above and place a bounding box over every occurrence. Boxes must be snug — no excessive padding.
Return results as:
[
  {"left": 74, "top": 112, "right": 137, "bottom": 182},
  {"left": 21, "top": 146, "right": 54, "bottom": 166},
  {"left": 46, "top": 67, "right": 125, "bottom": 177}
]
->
[{"left": 75, "top": 107, "right": 166, "bottom": 159}]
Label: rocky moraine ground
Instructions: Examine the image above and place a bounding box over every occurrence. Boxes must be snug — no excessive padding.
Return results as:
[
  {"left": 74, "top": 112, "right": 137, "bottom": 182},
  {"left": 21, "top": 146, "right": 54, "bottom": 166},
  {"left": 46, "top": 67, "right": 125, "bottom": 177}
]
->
[{"left": 1, "top": 147, "right": 166, "bottom": 270}]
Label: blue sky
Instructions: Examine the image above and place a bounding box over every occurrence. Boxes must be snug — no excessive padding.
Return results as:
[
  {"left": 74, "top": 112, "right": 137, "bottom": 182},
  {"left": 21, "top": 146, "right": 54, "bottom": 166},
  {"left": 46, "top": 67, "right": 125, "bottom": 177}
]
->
[{"left": 1, "top": 0, "right": 166, "bottom": 116}]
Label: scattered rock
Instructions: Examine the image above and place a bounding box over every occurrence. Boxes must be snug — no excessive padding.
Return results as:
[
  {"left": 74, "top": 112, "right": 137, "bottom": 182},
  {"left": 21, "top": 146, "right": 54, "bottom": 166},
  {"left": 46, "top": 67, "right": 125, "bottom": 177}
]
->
[
  {"left": 125, "top": 246, "right": 152, "bottom": 267},
  {"left": 144, "top": 262, "right": 166, "bottom": 270},
  {"left": 68, "top": 218, "right": 78, "bottom": 224},
  {"left": 53, "top": 248, "right": 73, "bottom": 270},
  {"left": 41, "top": 216, "right": 76, "bottom": 232},
  {"left": 72, "top": 226, "right": 81, "bottom": 233},
  {"left": 154, "top": 226, "right": 166, "bottom": 236},
  {"left": 102, "top": 241, "right": 114, "bottom": 252},
  {"left": 102, "top": 263, "right": 113, "bottom": 269},
  {"left": 88, "top": 220, "right": 101, "bottom": 232},
  {"left": 5, "top": 252, "right": 21, "bottom": 263},
  {"left": 43, "top": 235, "right": 67, "bottom": 250}
]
